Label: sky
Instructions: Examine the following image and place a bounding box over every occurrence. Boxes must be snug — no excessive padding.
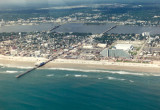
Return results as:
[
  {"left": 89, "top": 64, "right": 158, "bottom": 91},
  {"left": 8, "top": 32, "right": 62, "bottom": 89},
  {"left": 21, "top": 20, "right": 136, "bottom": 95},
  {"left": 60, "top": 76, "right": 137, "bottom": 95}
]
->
[
  {"left": 0, "top": 0, "right": 155, "bottom": 4},
  {"left": 0, "top": 0, "right": 160, "bottom": 7},
  {"left": 0, "top": 0, "right": 67, "bottom": 8},
  {"left": 0, "top": 0, "right": 106, "bottom": 8},
  {"left": 0, "top": 0, "right": 88, "bottom": 4},
  {"left": 0, "top": 0, "right": 159, "bottom": 4}
]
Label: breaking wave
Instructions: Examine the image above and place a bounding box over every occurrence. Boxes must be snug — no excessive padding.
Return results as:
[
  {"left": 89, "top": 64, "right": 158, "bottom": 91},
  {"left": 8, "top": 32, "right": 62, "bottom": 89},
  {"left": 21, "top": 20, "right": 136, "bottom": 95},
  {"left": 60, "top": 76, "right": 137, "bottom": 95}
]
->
[
  {"left": 0, "top": 64, "right": 33, "bottom": 69},
  {"left": 48, "top": 68, "right": 160, "bottom": 76},
  {"left": 6, "top": 71, "right": 18, "bottom": 74},
  {"left": 129, "top": 80, "right": 134, "bottom": 83},
  {"left": 65, "top": 74, "right": 69, "bottom": 77},
  {"left": 46, "top": 74, "right": 54, "bottom": 77},
  {"left": 107, "top": 77, "right": 126, "bottom": 81},
  {"left": 98, "top": 78, "right": 103, "bottom": 80},
  {"left": 74, "top": 75, "right": 88, "bottom": 77}
]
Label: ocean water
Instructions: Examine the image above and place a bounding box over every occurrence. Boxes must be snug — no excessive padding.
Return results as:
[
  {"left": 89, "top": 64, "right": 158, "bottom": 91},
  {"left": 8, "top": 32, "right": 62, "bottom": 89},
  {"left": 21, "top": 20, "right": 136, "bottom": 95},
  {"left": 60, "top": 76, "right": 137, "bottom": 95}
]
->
[{"left": 0, "top": 66, "right": 160, "bottom": 110}]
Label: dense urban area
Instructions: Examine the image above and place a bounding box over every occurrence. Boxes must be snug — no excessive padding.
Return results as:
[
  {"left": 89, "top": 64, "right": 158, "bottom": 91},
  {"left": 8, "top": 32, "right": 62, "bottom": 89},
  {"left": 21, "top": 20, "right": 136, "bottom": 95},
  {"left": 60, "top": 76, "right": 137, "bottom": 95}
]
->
[
  {"left": 1, "top": 3, "right": 160, "bottom": 26},
  {"left": 0, "top": 3, "right": 160, "bottom": 64}
]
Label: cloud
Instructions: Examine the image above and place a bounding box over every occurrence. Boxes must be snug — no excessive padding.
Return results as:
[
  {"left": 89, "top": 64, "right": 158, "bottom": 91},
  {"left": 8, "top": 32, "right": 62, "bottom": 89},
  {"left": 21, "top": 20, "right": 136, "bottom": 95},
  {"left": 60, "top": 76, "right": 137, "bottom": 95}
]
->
[
  {"left": 0, "top": 0, "right": 63, "bottom": 4},
  {"left": 1, "top": 0, "right": 159, "bottom": 6},
  {"left": 0, "top": 0, "right": 24, "bottom": 4}
]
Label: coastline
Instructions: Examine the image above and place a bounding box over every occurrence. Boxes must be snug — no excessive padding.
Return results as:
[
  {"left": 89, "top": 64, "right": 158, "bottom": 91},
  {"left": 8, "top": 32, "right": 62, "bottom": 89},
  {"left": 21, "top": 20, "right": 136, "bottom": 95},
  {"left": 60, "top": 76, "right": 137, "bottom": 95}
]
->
[{"left": 0, "top": 55, "right": 160, "bottom": 74}]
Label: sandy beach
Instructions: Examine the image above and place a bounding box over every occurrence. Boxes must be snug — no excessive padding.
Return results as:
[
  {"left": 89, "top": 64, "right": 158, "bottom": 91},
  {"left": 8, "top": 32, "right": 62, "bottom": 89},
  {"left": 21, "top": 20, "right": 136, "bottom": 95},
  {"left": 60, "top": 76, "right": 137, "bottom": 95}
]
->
[{"left": 0, "top": 55, "right": 160, "bottom": 73}]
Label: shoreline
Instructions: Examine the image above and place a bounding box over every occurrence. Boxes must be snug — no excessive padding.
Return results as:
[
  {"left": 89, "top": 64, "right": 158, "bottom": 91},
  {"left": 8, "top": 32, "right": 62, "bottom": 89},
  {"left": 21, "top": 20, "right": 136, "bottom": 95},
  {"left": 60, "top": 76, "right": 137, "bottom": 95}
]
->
[{"left": 0, "top": 55, "right": 160, "bottom": 74}]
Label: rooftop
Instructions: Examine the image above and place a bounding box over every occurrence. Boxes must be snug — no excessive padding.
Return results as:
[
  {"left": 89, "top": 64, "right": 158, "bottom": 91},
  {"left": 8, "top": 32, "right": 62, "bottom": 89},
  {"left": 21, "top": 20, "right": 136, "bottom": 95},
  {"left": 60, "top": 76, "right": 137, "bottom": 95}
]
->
[{"left": 114, "top": 44, "right": 133, "bottom": 51}]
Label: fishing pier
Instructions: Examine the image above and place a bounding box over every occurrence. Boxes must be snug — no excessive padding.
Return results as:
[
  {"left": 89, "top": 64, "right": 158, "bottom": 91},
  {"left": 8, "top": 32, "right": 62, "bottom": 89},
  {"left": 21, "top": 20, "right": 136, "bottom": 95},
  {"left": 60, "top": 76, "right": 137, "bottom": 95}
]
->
[
  {"left": 16, "top": 57, "right": 57, "bottom": 78},
  {"left": 16, "top": 25, "right": 117, "bottom": 78}
]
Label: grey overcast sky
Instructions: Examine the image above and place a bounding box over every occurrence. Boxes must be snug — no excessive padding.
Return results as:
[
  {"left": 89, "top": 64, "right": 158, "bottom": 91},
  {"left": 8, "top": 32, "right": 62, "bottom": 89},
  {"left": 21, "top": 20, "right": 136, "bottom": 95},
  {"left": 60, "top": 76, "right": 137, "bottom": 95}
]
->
[
  {"left": 0, "top": 0, "right": 159, "bottom": 6},
  {"left": 0, "top": 0, "right": 60, "bottom": 4},
  {"left": 0, "top": 0, "right": 159, "bottom": 4},
  {"left": 0, "top": 0, "right": 111, "bottom": 7}
]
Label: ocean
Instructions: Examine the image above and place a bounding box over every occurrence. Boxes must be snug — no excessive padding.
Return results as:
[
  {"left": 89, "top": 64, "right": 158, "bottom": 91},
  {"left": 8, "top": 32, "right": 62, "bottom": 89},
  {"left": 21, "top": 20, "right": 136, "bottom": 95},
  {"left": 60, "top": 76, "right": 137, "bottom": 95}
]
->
[{"left": 0, "top": 66, "right": 160, "bottom": 110}]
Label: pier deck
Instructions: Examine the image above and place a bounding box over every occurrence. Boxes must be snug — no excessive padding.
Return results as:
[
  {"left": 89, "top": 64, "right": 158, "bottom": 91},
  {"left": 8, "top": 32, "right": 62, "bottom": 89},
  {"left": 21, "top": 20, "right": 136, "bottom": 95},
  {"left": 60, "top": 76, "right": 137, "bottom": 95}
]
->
[
  {"left": 16, "top": 57, "right": 57, "bottom": 78},
  {"left": 16, "top": 25, "right": 117, "bottom": 78}
]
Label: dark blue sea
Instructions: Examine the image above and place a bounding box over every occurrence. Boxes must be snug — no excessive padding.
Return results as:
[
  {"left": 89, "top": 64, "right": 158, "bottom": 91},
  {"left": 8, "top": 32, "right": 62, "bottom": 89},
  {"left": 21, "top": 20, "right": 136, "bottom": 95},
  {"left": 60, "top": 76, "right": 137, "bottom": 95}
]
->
[{"left": 0, "top": 66, "right": 160, "bottom": 110}]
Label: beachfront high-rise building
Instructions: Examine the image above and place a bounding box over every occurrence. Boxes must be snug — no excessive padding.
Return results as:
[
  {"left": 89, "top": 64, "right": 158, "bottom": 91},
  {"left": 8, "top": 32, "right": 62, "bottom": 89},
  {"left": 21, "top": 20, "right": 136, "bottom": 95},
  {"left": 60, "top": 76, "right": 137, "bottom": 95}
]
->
[
  {"left": 142, "top": 32, "right": 150, "bottom": 37},
  {"left": 100, "top": 48, "right": 131, "bottom": 59}
]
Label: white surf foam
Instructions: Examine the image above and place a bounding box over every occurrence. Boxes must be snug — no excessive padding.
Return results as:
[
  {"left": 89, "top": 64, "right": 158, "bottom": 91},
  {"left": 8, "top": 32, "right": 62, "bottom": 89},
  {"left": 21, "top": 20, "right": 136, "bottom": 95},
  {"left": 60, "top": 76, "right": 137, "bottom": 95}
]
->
[
  {"left": 0, "top": 64, "right": 33, "bottom": 69},
  {"left": 46, "top": 74, "right": 54, "bottom": 77},
  {"left": 98, "top": 78, "right": 103, "bottom": 80},
  {"left": 6, "top": 71, "right": 18, "bottom": 74},
  {"left": 74, "top": 75, "right": 88, "bottom": 77},
  {"left": 146, "top": 73, "right": 160, "bottom": 76},
  {"left": 48, "top": 68, "right": 110, "bottom": 73},
  {"left": 129, "top": 80, "right": 134, "bottom": 83},
  {"left": 45, "top": 68, "right": 160, "bottom": 76},
  {"left": 108, "top": 71, "right": 145, "bottom": 76},
  {"left": 65, "top": 74, "right": 69, "bottom": 77},
  {"left": 107, "top": 77, "right": 126, "bottom": 81},
  {"left": 16, "top": 66, "right": 33, "bottom": 69}
]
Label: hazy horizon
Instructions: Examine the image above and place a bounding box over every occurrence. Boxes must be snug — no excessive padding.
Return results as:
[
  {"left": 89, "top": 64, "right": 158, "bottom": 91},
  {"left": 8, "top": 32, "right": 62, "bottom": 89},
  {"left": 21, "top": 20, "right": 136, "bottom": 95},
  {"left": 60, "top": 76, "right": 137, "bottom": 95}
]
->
[{"left": 0, "top": 0, "right": 160, "bottom": 7}]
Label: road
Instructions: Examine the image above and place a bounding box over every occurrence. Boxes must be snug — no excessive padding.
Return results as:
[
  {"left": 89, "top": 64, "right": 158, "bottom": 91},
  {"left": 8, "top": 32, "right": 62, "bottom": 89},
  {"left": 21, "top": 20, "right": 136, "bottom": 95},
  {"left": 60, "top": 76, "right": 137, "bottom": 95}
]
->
[{"left": 135, "top": 38, "right": 149, "bottom": 59}]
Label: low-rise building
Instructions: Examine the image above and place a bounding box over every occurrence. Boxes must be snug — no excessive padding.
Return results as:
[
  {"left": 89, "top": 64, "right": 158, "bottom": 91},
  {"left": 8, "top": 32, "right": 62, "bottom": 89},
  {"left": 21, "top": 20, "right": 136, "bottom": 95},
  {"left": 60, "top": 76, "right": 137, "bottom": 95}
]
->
[
  {"left": 35, "top": 51, "right": 41, "bottom": 57},
  {"left": 10, "top": 50, "right": 17, "bottom": 56},
  {"left": 97, "top": 43, "right": 107, "bottom": 48},
  {"left": 114, "top": 44, "right": 133, "bottom": 51},
  {"left": 83, "top": 44, "right": 93, "bottom": 49}
]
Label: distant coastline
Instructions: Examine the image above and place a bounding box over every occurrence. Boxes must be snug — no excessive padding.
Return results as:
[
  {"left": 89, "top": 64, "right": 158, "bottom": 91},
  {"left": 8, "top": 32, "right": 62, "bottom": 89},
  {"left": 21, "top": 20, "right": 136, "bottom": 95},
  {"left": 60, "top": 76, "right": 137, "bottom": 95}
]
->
[{"left": 0, "top": 55, "right": 160, "bottom": 74}]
